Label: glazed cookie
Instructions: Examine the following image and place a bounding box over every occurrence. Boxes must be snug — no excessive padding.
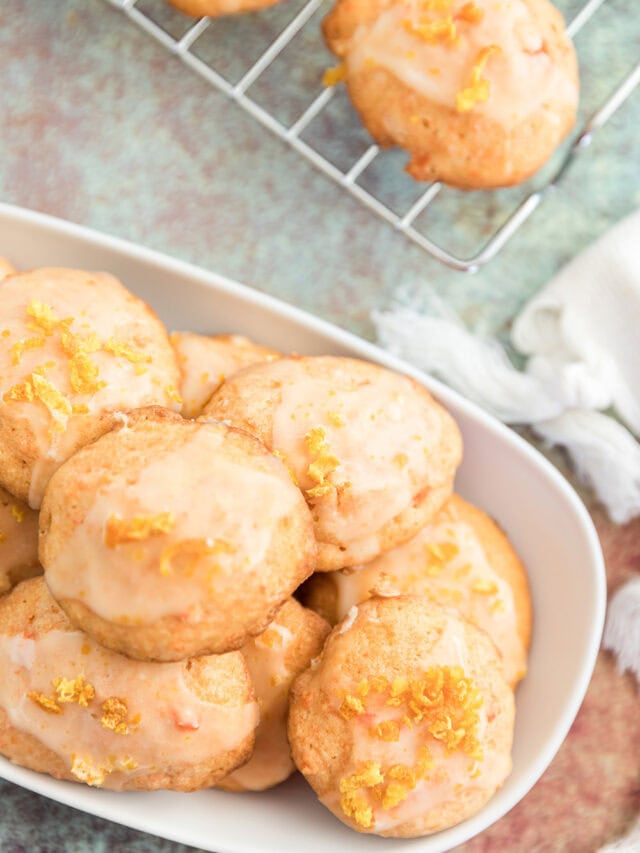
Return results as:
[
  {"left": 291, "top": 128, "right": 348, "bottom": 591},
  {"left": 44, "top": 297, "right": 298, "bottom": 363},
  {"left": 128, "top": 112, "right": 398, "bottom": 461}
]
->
[
  {"left": 0, "top": 578, "right": 258, "bottom": 791},
  {"left": 171, "top": 332, "right": 280, "bottom": 418},
  {"left": 40, "top": 407, "right": 317, "bottom": 661},
  {"left": 167, "top": 0, "right": 283, "bottom": 17},
  {"left": 288, "top": 596, "right": 514, "bottom": 837},
  {"left": 0, "top": 268, "right": 181, "bottom": 508},
  {"left": 218, "top": 598, "right": 330, "bottom": 792},
  {"left": 0, "top": 486, "right": 41, "bottom": 596},
  {"left": 204, "top": 356, "right": 462, "bottom": 571},
  {"left": 301, "top": 494, "right": 531, "bottom": 686},
  {"left": 323, "top": 0, "right": 578, "bottom": 188}
]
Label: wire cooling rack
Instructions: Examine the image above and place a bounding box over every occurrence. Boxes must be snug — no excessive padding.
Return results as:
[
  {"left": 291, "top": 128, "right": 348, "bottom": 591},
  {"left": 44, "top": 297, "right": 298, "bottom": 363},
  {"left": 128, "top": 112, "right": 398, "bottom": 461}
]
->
[{"left": 105, "top": 0, "right": 640, "bottom": 271}]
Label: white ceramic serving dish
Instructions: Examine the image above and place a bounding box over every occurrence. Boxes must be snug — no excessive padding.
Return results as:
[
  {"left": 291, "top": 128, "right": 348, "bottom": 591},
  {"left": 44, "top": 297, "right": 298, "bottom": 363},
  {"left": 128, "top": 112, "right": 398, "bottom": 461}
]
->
[{"left": 0, "top": 203, "right": 605, "bottom": 853}]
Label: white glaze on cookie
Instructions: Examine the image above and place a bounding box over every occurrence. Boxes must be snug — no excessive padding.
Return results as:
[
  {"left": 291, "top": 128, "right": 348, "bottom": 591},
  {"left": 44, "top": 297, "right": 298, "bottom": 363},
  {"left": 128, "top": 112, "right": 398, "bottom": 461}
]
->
[
  {"left": 45, "top": 425, "right": 301, "bottom": 625},
  {"left": 0, "top": 629, "right": 258, "bottom": 789},
  {"left": 347, "top": 0, "right": 578, "bottom": 125}
]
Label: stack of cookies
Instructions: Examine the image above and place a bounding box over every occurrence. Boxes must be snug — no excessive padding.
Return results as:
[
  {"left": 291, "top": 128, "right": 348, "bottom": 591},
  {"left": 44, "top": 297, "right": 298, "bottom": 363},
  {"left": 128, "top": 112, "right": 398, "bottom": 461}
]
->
[{"left": 0, "top": 262, "right": 531, "bottom": 838}]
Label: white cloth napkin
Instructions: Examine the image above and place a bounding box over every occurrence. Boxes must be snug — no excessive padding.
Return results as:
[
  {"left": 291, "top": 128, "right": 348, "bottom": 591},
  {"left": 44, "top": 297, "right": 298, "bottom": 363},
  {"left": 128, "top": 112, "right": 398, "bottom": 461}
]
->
[
  {"left": 603, "top": 577, "right": 640, "bottom": 683},
  {"left": 374, "top": 208, "right": 640, "bottom": 524}
]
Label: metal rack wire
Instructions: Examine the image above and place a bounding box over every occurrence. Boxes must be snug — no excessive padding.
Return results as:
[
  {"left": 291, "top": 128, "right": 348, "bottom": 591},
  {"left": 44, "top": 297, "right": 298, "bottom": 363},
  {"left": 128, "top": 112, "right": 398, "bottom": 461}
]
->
[{"left": 105, "top": 0, "right": 640, "bottom": 271}]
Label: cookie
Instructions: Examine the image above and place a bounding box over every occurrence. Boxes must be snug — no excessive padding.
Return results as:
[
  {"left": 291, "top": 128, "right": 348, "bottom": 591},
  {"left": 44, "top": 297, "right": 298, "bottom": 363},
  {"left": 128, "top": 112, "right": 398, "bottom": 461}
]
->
[
  {"left": 218, "top": 598, "right": 330, "bottom": 791},
  {"left": 166, "top": 0, "right": 283, "bottom": 18},
  {"left": 171, "top": 332, "right": 279, "bottom": 418},
  {"left": 288, "top": 595, "right": 514, "bottom": 837},
  {"left": 40, "top": 407, "right": 317, "bottom": 661},
  {"left": 0, "top": 268, "right": 181, "bottom": 508},
  {"left": 301, "top": 494, "right": 531, "bottom": 685},
  {"left": 0, "top": 578, "right": 259, "bottom": 791},
  {"left": 204, "top": 355, "right": 462, "bottom": 570},
  {"left": 323, "top": 0, "right": 578, "bottom": 188},
  {"left": 0, "top": 485, "right": 41, "bottom": 596}
]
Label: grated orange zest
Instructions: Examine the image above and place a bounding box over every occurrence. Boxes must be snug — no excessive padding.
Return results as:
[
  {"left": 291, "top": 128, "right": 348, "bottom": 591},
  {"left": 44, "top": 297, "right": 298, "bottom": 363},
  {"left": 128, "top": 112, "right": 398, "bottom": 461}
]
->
[
  {"left": 322, "top": 64, "right": 347, "bottom": 87},
  {"left": 105, "top": 512, "right": 175, "bottom": 548},
  {"left": 456, "top": 45, "right": 501, "bottom": 112}
]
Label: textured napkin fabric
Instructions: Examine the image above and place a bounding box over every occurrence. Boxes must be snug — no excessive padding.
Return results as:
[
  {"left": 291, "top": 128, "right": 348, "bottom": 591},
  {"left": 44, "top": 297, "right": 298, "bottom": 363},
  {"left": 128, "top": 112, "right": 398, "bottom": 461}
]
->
[{"left": 374, "top": 208, "right": 640, "bottom": 525}]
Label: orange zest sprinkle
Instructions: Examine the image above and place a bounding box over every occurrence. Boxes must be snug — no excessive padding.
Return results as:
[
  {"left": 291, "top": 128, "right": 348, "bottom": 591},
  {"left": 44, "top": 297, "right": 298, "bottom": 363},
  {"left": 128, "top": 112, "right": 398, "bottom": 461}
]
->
[
  {"left": 26, "top": 301, "right": 60, "bottom": 335},
  {"left": 10, "top": 336, "right": 45, "bottom": 365},
  {"left": 339, "top": 694, "right": 366, "bottom": 719},
  {"left": 456, "top": 45, "right": 501, "bottom": 112},
  {"left": 382, "top": 780, "right": 412, "bottom": 810},
  {"left": 471, "top": 578, "right": 499, "bottom": 595},
  {"left": 357, "top": 679, "right": 370, "bottom": 697},
  {"left": 416, "top": 744, "right": 434, "bottom": 776},
  {"left": 425, "top": 539, "right": 460, "bottom": 575},
  {"left": 390, "top": 677, "right": 408, "bottom": 697},
  {"left": 369, "top": 675, "right": 389, "bottom": 694},
  {"left": 21, "top": 302, "right": 155, "bottom": 401},
  {"left": 336, "top": 669, "right": 482, "bottom": 824},
  {"left": 393, "top": 452, "right": 408, "bottom": 468},
  {"left": 71, "top": 753, "right": 139, "bottom": 786},
  {"left": 101, "top": 697, "right": 131, "bottom": 735},
  {"left": 340, "top": 792, "right": 373, "bottom": 829},
  {"left": 305, "top": 426, "right": 340, "bottom": 499},
  {"left": 338, "top": 746, "right": 437, "bottom": 825},
  {"left": 159, "top": 537, "right": 235, "bottom": 577},
  {"left": 455, "top": 1, "right": 483, "bottom": 23},
  {"left": 423, "top": 0, "right": 453, "bottom": 9},
  {"left": 469, "top": 760, "right": 482, "bottom": 778},
  {"left": 59, "top": 324, "right": 104, "bottom": 398},
  {"left": 53, "top": 675, "right": 95, "bottom": 707},
  {"left": 371, "top": 720, "right": 400, "bottom": 741},
  {"left": 404, "top": 0, "right": 482, "bottom": 44},
  {"left": 28, "top": 691, "right": 62, "bottom": 714},
  {"left": 4, "top": 376, "right": 31, "bottom": 402},
  {"left": 404, "top": 14, "right": 458, "bottom": 44},
  {"left": 165, "top": 384, "right": 183, "bottom": 404},
  {"left": 59, "top": 326, "right": 101, "bottom": 358},
  {"left": 257, "top": 627, "right": 285, "bottom": 649},
  {"left": 4, "top": 373, "right": 72, "bottom": 421},
  {"left": 9, "top": 504, "right": 24, "bottom": 523},
  {"left": 70, "top": 755, "right": 108, "bottom": 786},
  {"left": 388, "top": 764, "right": 417, "bottom": 786},
  {"left": 322, "top": 63, "right": 347, "bottom": 87},
  {"left": 346, "top": 666, "right": 483, "bottom": 758},
  {"left": 455, "top": 562, "right": 472, "bottom": 578},
  {"left": 104, "top": 338, "right": 152, "bottom": 365},
  {"left": 105, "top": 512, "right": 176, "bottom": 548},
  {"left": 340, "top": 761, "right": 384, "bottom": 793},
  {"left": 69, "top": 352, "right": 106, "bottom": 395}
]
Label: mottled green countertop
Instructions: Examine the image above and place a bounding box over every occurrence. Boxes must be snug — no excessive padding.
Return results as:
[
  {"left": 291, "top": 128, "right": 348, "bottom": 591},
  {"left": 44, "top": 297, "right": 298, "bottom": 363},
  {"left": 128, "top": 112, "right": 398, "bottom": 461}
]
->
[{"left": 0, "top": 0, "right": 639, "bottom": 850}]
